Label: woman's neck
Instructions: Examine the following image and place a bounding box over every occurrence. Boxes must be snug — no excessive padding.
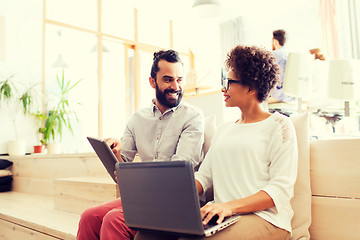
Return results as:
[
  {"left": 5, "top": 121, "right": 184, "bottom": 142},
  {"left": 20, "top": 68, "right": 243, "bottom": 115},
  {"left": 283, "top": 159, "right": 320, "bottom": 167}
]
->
[{"left": 239, "top": 103, "right": 270, "bottom": 124}]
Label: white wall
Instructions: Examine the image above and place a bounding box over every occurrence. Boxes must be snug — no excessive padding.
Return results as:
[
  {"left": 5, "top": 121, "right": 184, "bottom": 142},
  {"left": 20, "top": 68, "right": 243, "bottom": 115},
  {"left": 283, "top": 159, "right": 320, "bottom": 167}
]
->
[{"left": 0, "top": 0, "right": 43, "bottom": 154}]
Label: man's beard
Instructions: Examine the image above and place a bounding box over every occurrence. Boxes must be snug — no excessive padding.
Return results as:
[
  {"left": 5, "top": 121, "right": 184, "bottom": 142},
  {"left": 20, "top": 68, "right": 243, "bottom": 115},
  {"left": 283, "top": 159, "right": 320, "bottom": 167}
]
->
[{"left": 155, "top": 83, "right": 183, "bottom": 109}]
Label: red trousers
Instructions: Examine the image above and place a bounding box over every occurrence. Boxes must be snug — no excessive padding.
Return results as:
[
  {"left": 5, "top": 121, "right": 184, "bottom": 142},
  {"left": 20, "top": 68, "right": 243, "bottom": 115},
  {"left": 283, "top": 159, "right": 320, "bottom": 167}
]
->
[{"left": 77, "top": 198, "right": 137, "bottom": 240}]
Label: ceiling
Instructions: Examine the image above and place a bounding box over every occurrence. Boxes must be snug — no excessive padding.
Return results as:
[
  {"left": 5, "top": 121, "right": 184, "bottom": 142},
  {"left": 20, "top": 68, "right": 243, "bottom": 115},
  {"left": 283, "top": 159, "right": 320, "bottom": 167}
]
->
[{"left": 133, "top": 0, "right": 316, "bottom": 22}]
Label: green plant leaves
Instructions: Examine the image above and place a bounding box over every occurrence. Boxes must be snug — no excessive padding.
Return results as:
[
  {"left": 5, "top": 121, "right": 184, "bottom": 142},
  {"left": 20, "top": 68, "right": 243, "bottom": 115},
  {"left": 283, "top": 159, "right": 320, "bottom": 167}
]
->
[
  {"left": 41, "top": 70, "right": 82, "bottom": 144},
  {"left": 20, "top": 91, "right": 32, "bottom": 114},
  {"left": 0, "top": 75, "right": 15, "bottom": 102}
]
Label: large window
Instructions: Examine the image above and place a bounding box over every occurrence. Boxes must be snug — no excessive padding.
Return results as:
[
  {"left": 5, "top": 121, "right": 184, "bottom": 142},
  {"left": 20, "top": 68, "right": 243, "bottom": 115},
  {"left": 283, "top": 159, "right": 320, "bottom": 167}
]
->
[
  {"left": 102, "top": 39, "right": 126, "bottom": 139},
  {"left": 102, "top": 0, "right": 134, "bottom": 41},
  {"left": 42, "top": 0, "right": 193, "bottom": 152},
  {"left": 46, "top": 0, "right": 97, "bottom": 31}
]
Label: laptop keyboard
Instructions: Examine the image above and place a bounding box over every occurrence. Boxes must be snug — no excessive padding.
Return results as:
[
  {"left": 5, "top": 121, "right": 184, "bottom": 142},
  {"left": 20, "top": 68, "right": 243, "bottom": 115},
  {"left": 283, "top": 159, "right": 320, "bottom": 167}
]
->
[
  {"left": 204, "top": 215, "right": 230, "bottom": 229},
  {"left": 204, "top": 222, "right": 216, "bottom": 230}
]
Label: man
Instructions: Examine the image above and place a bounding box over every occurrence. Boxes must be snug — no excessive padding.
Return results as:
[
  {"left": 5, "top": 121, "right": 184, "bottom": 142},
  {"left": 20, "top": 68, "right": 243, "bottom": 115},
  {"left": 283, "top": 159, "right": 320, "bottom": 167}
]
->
[
  {"left": 270, "top": 29, "right": 295, "bottom": 103},
  {"left": 77, "top": 50, "right": 205, "bottom": 240}
]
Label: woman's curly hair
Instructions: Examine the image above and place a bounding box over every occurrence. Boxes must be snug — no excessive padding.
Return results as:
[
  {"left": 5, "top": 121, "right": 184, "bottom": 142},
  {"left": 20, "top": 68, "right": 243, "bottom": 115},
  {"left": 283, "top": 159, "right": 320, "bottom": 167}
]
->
[{"left": 225, "top": 45, "right": 280, "bottom": 102}]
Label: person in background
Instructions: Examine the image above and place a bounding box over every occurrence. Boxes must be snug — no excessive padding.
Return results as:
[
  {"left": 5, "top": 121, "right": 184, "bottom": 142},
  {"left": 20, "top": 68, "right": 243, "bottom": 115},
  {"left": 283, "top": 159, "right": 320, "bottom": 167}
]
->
[
  {"left": 135, "top": 45, "right": 298, "bottom": 240},
  {"left": 77, "top": 49, "right": 205, "bottom": 240},
  {"left": 269, "top": 29, "right": 296, "bottom": 103}
]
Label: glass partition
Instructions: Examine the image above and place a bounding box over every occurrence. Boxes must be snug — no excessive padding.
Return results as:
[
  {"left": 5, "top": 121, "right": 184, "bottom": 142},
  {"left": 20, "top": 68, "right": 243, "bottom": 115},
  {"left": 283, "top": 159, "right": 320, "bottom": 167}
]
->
[
  {"left": 138, "top": 51, "right": 154, "bottom": 110},
  {"left": 102, "top": 0, "right": 134, "bottom": 41},
  {"left": 137, "top": 8, "right": 170, "bottom": 48},
  {"left": 102, "top": 39, "right": 127, "bottom": 139},
  {"left": 46, "top": 0, "right": 97, "bottom": 30},
  {"left": 45, "top": 25, "right": 98, "bottom": 152},
  {"left": 43, "top": 1, "right": 192, "bottom": 152}
]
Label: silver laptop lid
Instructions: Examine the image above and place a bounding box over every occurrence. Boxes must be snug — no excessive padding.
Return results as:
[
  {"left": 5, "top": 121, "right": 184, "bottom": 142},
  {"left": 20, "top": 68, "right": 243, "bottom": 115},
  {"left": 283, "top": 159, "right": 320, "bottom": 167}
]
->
[{"left": 115, "top": 161, "right": 205, "bottom": 236}]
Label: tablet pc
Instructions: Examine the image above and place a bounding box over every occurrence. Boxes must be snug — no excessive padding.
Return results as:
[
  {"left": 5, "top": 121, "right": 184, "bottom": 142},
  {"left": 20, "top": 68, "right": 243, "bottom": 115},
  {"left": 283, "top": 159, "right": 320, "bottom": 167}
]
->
[{"left": 87, "top": 136, "right": 119, "bottom": 183}]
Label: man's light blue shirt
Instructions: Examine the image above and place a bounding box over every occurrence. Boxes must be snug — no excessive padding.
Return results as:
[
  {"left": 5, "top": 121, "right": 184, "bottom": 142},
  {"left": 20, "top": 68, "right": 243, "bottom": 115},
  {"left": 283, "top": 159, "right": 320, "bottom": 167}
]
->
[
  {"left": 120, "top": 100, "right": 204, "bottom": 167},
  {"left": 272, "top": 47, "right": 296, "bottom": 102}
]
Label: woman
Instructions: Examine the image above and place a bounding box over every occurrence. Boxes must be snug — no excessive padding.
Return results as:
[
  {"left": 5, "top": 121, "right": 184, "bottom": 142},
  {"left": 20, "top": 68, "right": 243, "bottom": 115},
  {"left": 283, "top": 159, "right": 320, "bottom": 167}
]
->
[{"left": 135, "top": 45, "right": 298, "bottom": 240}]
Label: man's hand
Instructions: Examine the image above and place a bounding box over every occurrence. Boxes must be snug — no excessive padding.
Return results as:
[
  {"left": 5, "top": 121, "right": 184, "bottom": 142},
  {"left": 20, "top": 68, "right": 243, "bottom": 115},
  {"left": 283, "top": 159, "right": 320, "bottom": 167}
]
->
[
  {"left": 113, "top": 170, "right": 118, "bottom": 183},
  {"left": 105, "top": 138, "right": 123, "bottom": 162},
  {"left": 200, "top": 202, "right": 233, "bottom": 225}
]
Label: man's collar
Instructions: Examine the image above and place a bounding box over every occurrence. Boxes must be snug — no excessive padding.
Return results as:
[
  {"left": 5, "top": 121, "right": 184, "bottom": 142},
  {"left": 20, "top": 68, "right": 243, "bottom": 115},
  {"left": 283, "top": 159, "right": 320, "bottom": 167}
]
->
[{"left": 151, "top": 99, "right": 182, "bottom": 116}]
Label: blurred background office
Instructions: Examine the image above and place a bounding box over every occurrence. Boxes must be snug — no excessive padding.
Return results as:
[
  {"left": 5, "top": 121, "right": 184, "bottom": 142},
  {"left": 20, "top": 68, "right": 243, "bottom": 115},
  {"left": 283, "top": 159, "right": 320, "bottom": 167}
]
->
[{"left": 0, "top": 0, "right": 359, "bottom": 154}]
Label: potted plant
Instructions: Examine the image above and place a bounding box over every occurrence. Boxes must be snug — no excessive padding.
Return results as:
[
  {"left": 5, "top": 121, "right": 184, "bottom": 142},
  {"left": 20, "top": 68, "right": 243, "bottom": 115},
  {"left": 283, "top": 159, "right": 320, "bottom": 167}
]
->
[
  {"left": 31, "top": 110, "right": 47, "bottom": 153},
  {"left": 0, "top": 74, "right": 39, "bottom": 156},
  {"left": 41, "top": 71, "right": 82, "bottom": 154}
]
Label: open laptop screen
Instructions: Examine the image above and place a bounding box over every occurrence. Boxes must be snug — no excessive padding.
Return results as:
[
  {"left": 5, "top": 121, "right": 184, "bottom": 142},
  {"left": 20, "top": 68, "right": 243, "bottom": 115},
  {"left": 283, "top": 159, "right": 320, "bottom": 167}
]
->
[{"left": 115, "top": 161, "right": 205, "bottom": 236}]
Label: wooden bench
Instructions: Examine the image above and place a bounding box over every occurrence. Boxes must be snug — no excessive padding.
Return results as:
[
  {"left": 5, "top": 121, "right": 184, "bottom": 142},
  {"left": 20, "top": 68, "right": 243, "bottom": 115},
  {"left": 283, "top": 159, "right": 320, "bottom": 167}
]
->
[
  {"left": 309, "top": 138, "right": 360, "bottom": 239},
  {"left": 0, "top": 153, "right": 116, "bottom": 240},
  {"left": 0, "top": 139, "right": 360, "bottom": 239},
  {"left": 0, "top": 192, "right": 79, "bottom": 240},
  {"left": 54, "top": 177, "right": 117, "bottom": 215}
]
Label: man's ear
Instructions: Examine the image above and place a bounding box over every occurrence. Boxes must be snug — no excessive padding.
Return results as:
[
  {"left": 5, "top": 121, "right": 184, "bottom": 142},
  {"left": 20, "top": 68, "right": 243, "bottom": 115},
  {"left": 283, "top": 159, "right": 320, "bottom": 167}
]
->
[
  {"left": 273, "top": 39, "right": 280, "bottom": 48},
  {"left": 149, "top": 77, "right": 156, "bottom": 89}
]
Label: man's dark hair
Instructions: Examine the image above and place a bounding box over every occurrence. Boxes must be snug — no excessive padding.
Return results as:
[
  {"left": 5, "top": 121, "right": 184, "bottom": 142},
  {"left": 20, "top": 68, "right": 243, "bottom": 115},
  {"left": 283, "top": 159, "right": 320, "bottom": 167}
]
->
[
  {"left": 150, "top": 50, "right": 182, "bottom": 79},
  {"left": 273, "top": 29, "right": 287, "bottom": 46},
  {"left": 225, "top": 45, "right": 280, "bottom": 102}
]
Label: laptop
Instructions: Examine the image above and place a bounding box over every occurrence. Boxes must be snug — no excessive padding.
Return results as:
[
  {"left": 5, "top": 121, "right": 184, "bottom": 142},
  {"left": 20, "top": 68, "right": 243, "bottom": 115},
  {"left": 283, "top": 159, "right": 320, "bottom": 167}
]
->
[
  {"left": 87, "top": 136, "right": 119, "bottom": 183},
  {"left": 115, "top": 161, "right": 241, "bottom": 237}
]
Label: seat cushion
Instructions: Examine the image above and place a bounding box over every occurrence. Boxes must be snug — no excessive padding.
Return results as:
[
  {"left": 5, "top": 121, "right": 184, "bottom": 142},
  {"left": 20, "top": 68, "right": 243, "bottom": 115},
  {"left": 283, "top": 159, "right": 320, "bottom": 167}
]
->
[
  {"left": 0, "top": 175, "right": 13, "bottom": 192},
  {"left": 0, "top": 159, "right": 13, "bottom": 193},
  {"left": 203, "top": 115, "right": 217, "bottom": 156},
  {"left": 0, "top": 159, "right": 13, "bottom": 169},
  {"left": 0, "top": 175, "right": 13, "bottom": 184},
  {"left": 290, "top": 113, "right": 312, "bottom": 240}
]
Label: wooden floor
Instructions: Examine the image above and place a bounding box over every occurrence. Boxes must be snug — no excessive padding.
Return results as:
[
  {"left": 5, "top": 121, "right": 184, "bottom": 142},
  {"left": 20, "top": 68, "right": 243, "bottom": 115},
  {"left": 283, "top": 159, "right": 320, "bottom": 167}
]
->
[
  {"left": 0, "top": 153, "right": 118, "bottom": 240},
  {"left": 0, "top": 191, "right": 79, "bottom": 240}
]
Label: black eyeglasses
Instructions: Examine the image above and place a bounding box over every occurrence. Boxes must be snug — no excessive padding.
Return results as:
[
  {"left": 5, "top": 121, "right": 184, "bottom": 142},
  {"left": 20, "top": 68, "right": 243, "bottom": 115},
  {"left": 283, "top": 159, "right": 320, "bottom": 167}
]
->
[{"left": 222, "top": 78, "right": 244, "bottom": 90}]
